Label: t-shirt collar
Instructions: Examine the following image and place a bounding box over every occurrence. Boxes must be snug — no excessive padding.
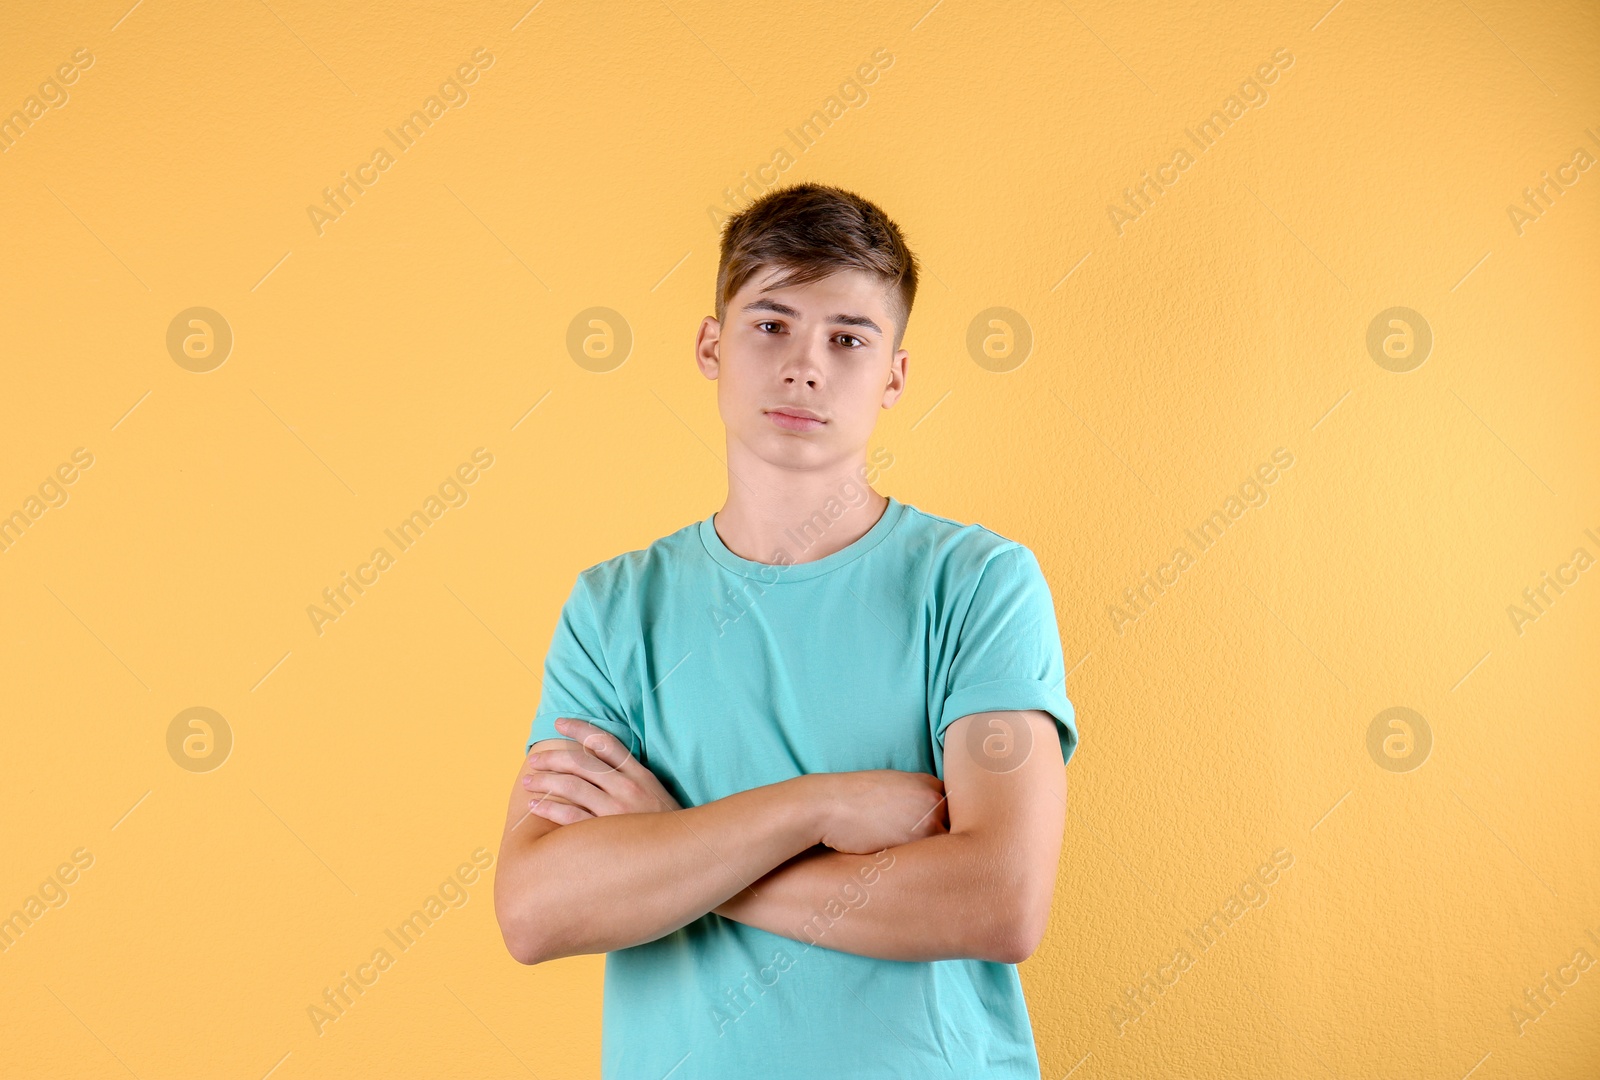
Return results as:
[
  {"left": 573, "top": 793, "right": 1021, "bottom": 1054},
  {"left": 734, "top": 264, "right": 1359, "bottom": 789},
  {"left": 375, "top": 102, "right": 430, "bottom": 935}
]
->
[{"left": 699, "top": 496, "right": 906, "bottom": 582}]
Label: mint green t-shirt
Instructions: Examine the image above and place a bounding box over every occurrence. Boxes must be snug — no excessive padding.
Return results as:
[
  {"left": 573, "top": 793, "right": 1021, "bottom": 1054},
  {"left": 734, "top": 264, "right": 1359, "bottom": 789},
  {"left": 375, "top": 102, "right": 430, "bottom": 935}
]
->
[{"left": 524, "top": 496, "right": 1078, "bottom": 1080}]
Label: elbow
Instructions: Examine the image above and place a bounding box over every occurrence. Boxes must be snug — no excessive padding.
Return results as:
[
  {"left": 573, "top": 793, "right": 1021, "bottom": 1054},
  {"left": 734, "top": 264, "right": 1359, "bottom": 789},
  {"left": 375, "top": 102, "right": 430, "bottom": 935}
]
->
[
  {"left": 495, "top": 868, "right": 606, "bottom": 965},
  {"left": 988, "top": 914, "right": 1047, "bottom": 964},
  {"left": 954, "top": 835, "right": 1058, "bottom": 963},
  {"left": 497, "top": 908, "right": 547, "bottom": 966},
  {"left": 498, "top": 895, "right": 590, "bottom": 966},
  {"left": 502, "top": 927, "right": 547, "bottom": 967},
  {"left": 502, "top": 915, "right": 575, "bottom": 966},
  {"left": 495, "top": 883, "right": 557, "bottom": 966},
  {"left": 978, "top": 881, "right": 1054, "bottom": 964}
]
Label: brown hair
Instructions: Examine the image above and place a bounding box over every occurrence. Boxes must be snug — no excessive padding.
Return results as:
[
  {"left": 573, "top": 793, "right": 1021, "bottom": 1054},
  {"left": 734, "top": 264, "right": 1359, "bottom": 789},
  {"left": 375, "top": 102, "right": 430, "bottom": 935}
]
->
[{"left": 714, "top": 183, "right": 919, "bottom": 347}]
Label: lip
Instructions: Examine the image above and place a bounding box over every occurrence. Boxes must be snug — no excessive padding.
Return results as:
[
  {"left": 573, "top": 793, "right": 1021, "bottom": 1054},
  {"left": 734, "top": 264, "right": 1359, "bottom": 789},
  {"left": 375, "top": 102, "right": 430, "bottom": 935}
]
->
[{"left": 765, "top": 407, "right": 826, "bottom": 432}]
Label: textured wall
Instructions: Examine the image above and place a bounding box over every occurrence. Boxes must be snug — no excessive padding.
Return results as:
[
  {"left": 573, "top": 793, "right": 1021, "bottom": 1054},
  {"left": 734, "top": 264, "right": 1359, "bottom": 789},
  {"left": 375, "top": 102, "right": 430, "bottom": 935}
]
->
[{"left": 2, "top": 1, "right": 1597, "bottom": 1077}]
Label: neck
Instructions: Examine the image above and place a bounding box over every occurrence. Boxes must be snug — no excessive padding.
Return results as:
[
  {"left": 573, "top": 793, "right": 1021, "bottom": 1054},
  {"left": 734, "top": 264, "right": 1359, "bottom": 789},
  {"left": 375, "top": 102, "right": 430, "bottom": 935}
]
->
[{"left": 713, "top": 444, "right": 887, "bottom": 565}]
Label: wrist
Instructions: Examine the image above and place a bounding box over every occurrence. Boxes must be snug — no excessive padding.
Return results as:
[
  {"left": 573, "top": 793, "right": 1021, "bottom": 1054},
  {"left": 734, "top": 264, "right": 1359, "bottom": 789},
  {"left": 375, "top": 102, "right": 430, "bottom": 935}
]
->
[{"left": 789, "top": 772, "right": 839, "bottom": 847}]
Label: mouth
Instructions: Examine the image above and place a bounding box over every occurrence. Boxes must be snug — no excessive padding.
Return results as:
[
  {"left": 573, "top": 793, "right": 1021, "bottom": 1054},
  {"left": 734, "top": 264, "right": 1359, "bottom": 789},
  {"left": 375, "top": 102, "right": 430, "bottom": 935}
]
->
[{"left": 764, "top": 408, "right": 827, "bottom": 433}]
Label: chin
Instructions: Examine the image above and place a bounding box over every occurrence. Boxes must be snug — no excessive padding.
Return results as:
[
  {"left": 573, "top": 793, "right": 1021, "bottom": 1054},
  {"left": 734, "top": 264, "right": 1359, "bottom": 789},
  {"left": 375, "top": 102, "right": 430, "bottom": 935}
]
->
[{"left": 750, "top": 433, "right": 834, "bottom": 468}]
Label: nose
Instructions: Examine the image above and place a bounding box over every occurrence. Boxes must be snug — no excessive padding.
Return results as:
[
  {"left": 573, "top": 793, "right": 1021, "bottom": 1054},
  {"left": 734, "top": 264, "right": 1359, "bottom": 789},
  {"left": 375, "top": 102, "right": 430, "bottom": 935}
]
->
[{"left": 779, "top": 332, "right": 825, "bottom": 389}]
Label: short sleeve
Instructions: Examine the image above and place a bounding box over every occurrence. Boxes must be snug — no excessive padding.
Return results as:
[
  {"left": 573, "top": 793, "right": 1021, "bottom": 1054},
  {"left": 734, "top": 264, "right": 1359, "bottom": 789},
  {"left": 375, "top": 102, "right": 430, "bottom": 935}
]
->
[
  {"left": 524, "top": 574, "right": 640, "bottom": 758},
  {"left": 933, "top": 544, "right": 1078, "bottom": 772}
]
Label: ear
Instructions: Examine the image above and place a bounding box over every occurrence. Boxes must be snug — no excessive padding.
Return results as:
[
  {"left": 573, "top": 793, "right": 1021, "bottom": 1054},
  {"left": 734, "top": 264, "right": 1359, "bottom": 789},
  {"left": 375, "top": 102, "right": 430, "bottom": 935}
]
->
[
  {"left": 881, "top": 347, "right": 909, "bottom": 409},
  {"left": 695, "top": 316, "right": 722, "bottom": 380}
]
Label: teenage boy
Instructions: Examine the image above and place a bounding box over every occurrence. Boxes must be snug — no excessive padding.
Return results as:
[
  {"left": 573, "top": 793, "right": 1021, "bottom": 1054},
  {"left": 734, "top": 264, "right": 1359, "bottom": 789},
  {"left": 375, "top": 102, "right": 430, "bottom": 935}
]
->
[{"left": 494, "top": 183, "right": 1079, "bottom": 1079}]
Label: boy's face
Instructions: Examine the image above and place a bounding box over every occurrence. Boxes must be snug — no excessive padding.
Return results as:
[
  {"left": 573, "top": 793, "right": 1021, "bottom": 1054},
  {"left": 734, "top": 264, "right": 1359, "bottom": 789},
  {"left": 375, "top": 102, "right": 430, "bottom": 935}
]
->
[{"left": 696, "top": 266, "right": 908, "bottom": 473}]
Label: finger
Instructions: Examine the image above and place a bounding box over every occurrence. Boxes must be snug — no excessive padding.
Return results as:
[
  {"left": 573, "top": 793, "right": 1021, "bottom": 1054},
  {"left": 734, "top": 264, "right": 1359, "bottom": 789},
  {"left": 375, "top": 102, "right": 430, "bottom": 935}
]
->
[
  {"left": 523, "top": 770, "right": 622, "bottom": 816},
  {"left": 542, "top": 753, "right": 681, "bottom": 814},
  {"left": 523, "top": 769, "right": 607, "bottom": 805},
  {"left": 528, "top": 798, "right": 594, "bottom": 825},
  {"left": 554, "top": 721, "right": 675, "bottom": 805},
  {"left": 553, "top": 718, "right": 633, "bottom": 774},
  {"left": 531, "top": 752, "right": 680, "bottom": 815},
  {"left": 528, "top": 746, "right": 633, "bottom": 795},
  {"left": 528, "top": 745, "right": 609, "bottom": 773},
  {"left": 519, "top": 780, "right": 580, "bottom": 807}
]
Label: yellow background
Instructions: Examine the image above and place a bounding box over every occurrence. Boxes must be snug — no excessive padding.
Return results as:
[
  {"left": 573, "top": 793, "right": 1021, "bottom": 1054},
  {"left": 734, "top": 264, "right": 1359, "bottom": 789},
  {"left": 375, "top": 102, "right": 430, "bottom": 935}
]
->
[{"left": 2, "top": 0, "right": 1597, "bottom": 1077}]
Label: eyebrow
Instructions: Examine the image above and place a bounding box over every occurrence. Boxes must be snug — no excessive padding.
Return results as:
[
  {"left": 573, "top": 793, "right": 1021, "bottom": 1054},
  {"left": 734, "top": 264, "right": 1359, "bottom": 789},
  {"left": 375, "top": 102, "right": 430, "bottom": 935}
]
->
[{"left": 742, "top": 298, "right": 882, "bottom": 335}]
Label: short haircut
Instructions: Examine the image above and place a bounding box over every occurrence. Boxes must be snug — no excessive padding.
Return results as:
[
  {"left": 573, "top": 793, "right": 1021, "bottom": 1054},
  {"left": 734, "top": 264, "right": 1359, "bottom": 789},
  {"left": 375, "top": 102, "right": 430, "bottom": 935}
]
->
[{"left": 714, "top": 183, "right": 919, "bottom": 348}]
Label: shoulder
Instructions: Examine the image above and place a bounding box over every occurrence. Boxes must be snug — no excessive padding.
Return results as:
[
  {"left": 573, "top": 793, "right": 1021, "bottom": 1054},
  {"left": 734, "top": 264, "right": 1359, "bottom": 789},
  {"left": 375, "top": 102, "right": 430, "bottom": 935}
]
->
[
  {"left": 894, "top": 502, "right": 1042, "bottom": 583},
  {"left": 570, "top": 518, "right": 706, "bottom": 609}
]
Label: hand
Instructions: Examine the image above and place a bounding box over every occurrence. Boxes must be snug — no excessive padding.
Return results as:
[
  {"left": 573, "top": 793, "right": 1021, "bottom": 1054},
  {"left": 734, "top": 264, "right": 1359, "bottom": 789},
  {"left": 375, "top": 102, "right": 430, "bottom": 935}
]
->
[
  {"left": 815, "top": 770, "right": 949, "bottom": 854},
  {"left": 522, "top": 717, "right": 683, "bottom": 824}
]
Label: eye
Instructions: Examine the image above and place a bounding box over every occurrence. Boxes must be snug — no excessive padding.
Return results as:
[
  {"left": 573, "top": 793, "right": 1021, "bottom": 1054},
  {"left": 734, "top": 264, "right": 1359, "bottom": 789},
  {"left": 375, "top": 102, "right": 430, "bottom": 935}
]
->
[
  {"left": 756, "top": 320, "right": 784, "bottom": 333},
  {"left": 836, "top": 334, "right": 866, "bottom": 348}
]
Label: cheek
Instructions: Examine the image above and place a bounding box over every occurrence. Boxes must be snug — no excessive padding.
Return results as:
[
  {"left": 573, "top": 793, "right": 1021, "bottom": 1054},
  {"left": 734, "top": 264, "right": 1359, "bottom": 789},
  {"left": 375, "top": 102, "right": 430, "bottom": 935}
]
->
[
  {"left": 716, "top": 365, "right": 768, "bottom": 433},
  {"left": 831, "top": 375, "right": 887, "bottom": 435},
  {"left": 721, "top": 364, "right": 761, "bottom": 407},
  {"left": 847, "top": 357, "right": 892, "bottom": 402}
]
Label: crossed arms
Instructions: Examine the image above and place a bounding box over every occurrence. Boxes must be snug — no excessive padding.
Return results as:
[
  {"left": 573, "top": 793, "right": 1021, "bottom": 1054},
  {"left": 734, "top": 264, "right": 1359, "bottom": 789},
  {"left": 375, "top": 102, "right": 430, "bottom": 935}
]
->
[{"left": 492, "top": 712, "right": 1067, "bottom": 967}]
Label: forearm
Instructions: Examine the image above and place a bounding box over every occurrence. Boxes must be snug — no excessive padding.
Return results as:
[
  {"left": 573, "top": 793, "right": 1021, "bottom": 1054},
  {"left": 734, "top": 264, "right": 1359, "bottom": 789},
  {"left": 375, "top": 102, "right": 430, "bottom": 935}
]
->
[
  {"left": 714, "top": 829, "right": 1038, "bottom": 963},
  {"left": 498, "top": 774, "right": 829, "bottom": 964}
]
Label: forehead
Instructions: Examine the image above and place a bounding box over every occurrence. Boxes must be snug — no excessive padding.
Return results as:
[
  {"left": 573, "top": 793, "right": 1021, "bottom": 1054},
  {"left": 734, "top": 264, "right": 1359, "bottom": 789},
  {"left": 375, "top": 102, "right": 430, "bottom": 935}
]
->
[{"left": 737, "top": 264, "right": 895, "bottom": 312}]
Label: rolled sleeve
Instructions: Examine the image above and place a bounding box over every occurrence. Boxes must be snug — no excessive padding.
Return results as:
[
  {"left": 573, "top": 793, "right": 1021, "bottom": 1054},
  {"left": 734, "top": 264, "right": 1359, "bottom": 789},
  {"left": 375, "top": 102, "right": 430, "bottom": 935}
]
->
[{"left": 932, "top": 544, "right": 1079, "bottom": 772}]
